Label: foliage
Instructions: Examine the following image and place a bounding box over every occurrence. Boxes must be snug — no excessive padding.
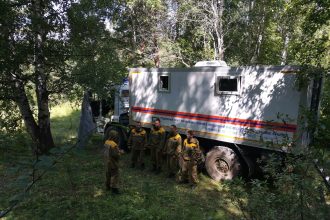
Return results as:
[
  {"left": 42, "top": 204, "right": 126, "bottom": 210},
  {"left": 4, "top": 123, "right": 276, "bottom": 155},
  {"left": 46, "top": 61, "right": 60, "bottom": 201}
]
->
[
  {"left": 106, "top": 0, "right": 330, "bottom": 68},
  {"left": 316, "top": 77, "right": 330, "bottom": 146},
  {"left": 0, "top": 101, "right": 22, "bottom": 132},
  {"left": 226, "top": 151, "right": 330, "bottom": 220},
  {"left": 111, "top": 0, "right": 168, "bottom": 67},
  {"left": 292, "top": 0, "right": 330, "bottom": 69},
  {"left": 68, "top": 0, "right": 126, "bottom": 98}
]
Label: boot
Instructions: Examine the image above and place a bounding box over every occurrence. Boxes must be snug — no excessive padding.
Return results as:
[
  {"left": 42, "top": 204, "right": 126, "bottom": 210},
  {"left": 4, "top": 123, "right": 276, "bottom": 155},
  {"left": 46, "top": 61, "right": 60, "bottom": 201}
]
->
[{"left": 111, "top": 188, "right": 120, "bottom": 195}]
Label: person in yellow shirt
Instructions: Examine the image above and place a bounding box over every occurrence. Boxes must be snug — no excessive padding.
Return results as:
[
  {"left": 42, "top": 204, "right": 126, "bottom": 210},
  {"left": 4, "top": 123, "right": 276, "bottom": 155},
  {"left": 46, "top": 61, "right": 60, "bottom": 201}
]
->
[
  {"left": 104, "top": 130, "right": 123, "bottom": 194},
  {"left": 148, "top": 118, "right": 166, "bottom": 174},
  {"left": 177, "top": 130, "right": 202, "bottom": 187},
  {"left": 164, "top": 125, "right": 182, "bottom": 178},
  {"left": 128, "top": 121, "right": 147, "bottom": 169}
]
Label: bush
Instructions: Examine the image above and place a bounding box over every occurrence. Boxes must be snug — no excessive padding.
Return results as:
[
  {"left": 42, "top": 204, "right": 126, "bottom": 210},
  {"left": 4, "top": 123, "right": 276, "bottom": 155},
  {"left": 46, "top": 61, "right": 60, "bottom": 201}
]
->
[{"left": 225, "top": 150, "right": 330, "bottom": 220}]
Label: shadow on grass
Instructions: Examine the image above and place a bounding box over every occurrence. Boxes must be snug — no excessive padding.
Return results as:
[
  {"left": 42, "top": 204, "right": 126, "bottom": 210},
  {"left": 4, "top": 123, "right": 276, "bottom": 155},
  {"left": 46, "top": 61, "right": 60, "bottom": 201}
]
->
[{"left": 0, "top": 104, "right": 81, "bottom": 217}]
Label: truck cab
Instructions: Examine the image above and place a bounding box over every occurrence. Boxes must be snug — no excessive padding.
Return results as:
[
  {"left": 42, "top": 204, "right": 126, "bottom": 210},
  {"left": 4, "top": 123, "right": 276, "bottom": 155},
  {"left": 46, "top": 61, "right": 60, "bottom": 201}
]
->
[{"left": 111, "top": 78, "right": 129, "bottom": 125}]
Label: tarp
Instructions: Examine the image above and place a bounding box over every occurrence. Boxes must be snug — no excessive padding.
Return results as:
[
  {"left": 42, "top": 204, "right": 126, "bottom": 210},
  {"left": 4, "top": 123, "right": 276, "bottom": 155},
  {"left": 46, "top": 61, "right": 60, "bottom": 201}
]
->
[{"left": 77, "top": 92, "right": 96, "bottom": 148}]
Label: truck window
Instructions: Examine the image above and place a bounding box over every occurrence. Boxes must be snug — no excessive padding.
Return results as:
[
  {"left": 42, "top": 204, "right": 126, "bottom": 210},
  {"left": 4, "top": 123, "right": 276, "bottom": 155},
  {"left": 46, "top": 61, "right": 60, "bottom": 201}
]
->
[
  {"left": 219, "top": 78, "right": 237, "bottom": 91},
  {"left": 121, "top": 90, "right": 129, "bottom": 97},
  {"left": 216, "top": 76, "right": 241, "bottom": 95},
  {"left": 158, "top": 73, "right": 170, "bottom": 92}
]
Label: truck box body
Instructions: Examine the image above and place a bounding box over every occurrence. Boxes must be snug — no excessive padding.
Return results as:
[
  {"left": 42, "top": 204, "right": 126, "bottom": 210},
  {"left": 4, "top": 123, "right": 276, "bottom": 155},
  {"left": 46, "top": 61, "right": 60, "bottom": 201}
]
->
[{"left": 129, "top": 66, "right": 317, "bottom": 152}]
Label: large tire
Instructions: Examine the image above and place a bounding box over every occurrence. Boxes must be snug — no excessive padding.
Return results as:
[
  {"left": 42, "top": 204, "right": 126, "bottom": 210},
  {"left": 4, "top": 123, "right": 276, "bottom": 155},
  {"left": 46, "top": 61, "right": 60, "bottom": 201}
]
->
[
  {"left": 205, "top": 146, "right": 241, "bottom": 181},
  {"left": 103, "top": 126, "right": 128, "bottom": 151}
]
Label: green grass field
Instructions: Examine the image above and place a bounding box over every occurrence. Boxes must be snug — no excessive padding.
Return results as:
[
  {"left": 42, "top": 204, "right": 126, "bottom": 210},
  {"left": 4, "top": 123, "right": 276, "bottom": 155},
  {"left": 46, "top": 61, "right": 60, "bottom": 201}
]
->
[{"left": 0, "top": 103, "right": 241, "bottom": 220}]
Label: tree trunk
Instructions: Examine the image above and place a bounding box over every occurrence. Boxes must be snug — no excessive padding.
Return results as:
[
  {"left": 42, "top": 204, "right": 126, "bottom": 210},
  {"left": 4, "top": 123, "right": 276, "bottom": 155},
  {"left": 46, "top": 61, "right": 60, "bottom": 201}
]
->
[
  {"left": 212, "top": 0, "right": 225, "bottom": 60},
  {"left": 281, "top": 32, "right": 290, "bottom": 65},
  {"left": 35, "top": 74, "right": 54, "bottom": 154},
  {"left": 153, "top": 34, "right": 160, "bottom": 67},
  {"left": 14, "top": 81, "right": 40, "bottom": 154},
  {"left": 250, "top": 4, "right": 265, "bottom": 64},
  {"left": 32, "top": 0, "right": 54, "bottom": 154}
]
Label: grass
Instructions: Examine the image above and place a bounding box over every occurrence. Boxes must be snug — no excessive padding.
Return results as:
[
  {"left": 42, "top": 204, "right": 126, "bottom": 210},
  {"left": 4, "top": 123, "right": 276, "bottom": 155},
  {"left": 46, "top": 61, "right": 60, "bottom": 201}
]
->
[
  {"left": 0, "top": 103, "right": 240, "bottom": 220},
  {"left": 50, "top": 102, "right": 80, "bottom": 145},
  {"left": 9, "top": 148, "right": 239, "bottom": 219},
  {"left": 1, "top": 102, "right": 329, "bottom": 219}
]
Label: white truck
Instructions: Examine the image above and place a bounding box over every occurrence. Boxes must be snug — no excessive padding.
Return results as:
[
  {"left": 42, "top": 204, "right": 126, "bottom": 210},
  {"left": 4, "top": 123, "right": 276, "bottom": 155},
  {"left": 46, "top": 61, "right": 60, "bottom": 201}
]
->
[{"left": 104, "top": 61, "right": 323, "bottom": 181}]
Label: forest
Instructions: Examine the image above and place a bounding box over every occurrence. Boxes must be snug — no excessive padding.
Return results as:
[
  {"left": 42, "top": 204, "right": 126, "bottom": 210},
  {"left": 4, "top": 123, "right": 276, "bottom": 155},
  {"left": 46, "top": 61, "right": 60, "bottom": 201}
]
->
[{"left": 0, "top": 0, "right": 329, "bottom": 219}]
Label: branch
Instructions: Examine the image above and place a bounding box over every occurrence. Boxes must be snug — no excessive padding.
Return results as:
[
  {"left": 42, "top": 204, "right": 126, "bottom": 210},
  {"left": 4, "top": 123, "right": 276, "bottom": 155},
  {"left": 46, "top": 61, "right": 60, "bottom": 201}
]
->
[{"left": 177, "top": 49, "right": 191, "bottom": 67}]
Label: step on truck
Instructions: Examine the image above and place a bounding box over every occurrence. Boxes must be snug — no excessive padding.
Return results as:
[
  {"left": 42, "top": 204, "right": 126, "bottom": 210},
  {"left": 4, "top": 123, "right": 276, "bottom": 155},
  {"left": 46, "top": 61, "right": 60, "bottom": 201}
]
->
[{"left": 104, "top": 61, "right": 323, "bottom": 181}]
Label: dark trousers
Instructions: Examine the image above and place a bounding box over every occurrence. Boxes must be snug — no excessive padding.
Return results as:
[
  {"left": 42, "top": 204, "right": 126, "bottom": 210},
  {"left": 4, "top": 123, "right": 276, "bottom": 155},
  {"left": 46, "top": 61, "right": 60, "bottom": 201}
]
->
[
  {"left": 131, "top": 149, "right": 144, "bottom": 167},
  {"left": 151, "top": 147, "right": 163, "bottom": 170},
  {"left": 166, "top": 154, "right": 178, "bottom": 175},
  {"left": 106, "top": 166, "right": 119, "bottom": 189}
]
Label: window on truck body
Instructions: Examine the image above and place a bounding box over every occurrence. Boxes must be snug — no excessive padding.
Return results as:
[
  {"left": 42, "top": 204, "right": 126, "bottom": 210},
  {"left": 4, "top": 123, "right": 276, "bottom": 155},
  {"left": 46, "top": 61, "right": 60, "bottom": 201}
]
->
[
  {"left": 121, "top": 89, "right": 129, "bottom": 97},
  {"left": 216, "top": 76, "right": 241, "bottom": 95},
  {"left": 158, "top": 72, "right": 170, "bottom": 92}
]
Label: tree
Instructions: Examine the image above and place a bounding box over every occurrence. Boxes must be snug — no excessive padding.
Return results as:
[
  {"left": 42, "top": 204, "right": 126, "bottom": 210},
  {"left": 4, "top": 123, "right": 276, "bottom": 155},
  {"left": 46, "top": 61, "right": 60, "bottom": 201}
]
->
[
  {"left": 176, "top": 0, "right": 228, "bottom": 61},
  {"left": 0, "top": 0, "right": 64, "bottom": 154},
  {"left": 291, "top": 0, "right": 330, "bottom": 68},
  {"left": 0, "top": 0, "right": 125, "bottom": 154},
  {"left": 68, "top": 0, "right": 125, "bottom": 96},
  {"left": 111, "top": 0, "right": 168, "bottom": 67}
]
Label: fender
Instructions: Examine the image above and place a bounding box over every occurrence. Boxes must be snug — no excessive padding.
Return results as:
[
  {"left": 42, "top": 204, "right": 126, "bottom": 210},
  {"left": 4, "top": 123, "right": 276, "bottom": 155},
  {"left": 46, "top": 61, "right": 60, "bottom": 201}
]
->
[
  {"left": 104, "top": 122, "right": 130, "bottom": 152},
  {"left": 232, "top": 144, "right": 255, "bottom": 178}
]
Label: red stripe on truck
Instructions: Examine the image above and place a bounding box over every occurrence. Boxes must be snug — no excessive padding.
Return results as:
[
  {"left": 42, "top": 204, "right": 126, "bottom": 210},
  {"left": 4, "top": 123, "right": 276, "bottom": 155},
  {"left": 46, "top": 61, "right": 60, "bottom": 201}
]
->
[{"left": 131, "top": 106, "right": 297, "bottom": 133}]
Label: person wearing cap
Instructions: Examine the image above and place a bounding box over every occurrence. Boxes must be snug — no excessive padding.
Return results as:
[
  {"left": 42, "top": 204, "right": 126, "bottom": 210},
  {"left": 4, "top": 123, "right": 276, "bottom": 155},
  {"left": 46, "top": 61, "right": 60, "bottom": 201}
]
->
[
  {"left": 127, "top": 121, "right": 147, "bottom": 169},
  {"left": 177, "top": 130, "right": 202, "bottom": 187},
  {"left": 164, "top": 125, "right": 182, "bottom": 178},
  {"left": 104, "top": 130, "right": 123, "bottom": 194},
  {"left": 148, "top": 118, "right": 166, "bottom": 173}
]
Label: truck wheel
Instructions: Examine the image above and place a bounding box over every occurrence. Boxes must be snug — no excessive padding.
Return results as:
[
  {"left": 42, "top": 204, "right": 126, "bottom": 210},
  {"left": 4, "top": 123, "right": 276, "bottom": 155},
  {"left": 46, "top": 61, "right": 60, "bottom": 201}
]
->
[
  {"left": 103, "top": 126, "right": 128, "bottom": 151},
  {"left": 205, "top": 146, "right": 241, "bottom": 181}
]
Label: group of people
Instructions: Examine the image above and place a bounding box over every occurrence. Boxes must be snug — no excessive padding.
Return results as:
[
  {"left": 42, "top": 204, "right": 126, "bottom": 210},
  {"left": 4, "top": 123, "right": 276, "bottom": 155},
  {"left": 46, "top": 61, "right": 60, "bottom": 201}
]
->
[{"left": 103, "top": 118, "right": 203, "bottom": 194}]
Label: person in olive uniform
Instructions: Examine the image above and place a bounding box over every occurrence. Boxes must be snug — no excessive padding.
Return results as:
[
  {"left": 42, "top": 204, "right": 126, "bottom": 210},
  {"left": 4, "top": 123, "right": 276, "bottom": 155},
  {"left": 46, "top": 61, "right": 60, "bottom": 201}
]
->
[
  {"left": 177, "top": 130, "right": 202, "bottom": 187},
  {"left": 104, "top": 130, "right": 123, "bottom": 194},
  {"left": 148, "top": 118, "right": 166, "bottom": 173},
  {"left": 128, "top": 121, "right": 147, "bottom": 169},
  {"left": 164, "top": 125, "right": 182, "bottom": 178}
]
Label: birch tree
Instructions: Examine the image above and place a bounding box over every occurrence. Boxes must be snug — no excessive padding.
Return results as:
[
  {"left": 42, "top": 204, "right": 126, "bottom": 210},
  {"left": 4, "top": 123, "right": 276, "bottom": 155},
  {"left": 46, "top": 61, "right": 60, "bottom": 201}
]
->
[
  {"left": 0, "top": 0, "right": 124, "bottom": 154},
  {"left": 0, "top": 0, "right": 71, "bottom": 154}
]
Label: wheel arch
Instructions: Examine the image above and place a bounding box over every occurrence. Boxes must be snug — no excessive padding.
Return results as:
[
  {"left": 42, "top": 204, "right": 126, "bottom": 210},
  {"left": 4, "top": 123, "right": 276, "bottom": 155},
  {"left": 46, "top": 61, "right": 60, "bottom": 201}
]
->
[{"left": 103, "top": 123, "right": 129, "bottom": 151}]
